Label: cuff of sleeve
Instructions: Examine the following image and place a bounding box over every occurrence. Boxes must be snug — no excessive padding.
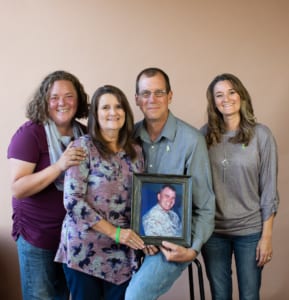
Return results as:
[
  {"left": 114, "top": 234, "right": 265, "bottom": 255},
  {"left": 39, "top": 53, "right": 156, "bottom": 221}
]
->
[{"left": 191, "top": 238, "right": 203, "bottom": 253}]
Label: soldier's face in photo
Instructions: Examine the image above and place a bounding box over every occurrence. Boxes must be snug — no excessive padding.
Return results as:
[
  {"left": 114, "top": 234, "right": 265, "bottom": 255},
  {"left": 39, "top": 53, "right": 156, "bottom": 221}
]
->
[{"left": 157, "top": 187, "right": 176, "bottom": 212}]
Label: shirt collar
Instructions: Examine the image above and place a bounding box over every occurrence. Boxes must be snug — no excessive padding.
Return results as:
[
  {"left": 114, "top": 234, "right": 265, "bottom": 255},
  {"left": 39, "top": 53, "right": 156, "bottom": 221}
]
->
[{"left": 134, "top": 111, "right": 177, "bottom": 143}]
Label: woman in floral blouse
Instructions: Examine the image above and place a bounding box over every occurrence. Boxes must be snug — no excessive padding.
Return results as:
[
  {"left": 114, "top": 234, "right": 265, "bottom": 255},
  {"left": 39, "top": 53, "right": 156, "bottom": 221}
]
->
[{"left": 55, "top": 85, "right": 145, "bottom": 300}]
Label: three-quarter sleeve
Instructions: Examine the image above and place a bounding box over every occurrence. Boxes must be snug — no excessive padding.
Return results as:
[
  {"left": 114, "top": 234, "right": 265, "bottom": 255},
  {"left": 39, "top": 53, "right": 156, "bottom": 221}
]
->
[{"left": 257, "top": 125, "right": 279, "bottom": 221}]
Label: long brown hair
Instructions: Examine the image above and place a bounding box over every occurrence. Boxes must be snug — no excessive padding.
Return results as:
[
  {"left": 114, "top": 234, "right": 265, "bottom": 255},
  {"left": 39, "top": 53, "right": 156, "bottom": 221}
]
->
[
  {"left": 205, "top": 73, "right": 256, "bottom": 147},
  {"left": 88, "top": 85, "right": 137, "bottom": 160}
]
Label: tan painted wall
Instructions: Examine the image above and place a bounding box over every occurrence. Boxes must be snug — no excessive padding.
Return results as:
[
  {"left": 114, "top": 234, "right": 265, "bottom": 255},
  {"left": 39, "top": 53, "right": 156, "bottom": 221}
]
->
[{"left": 1, "top": 1, "right": 288, "bottom": 299}]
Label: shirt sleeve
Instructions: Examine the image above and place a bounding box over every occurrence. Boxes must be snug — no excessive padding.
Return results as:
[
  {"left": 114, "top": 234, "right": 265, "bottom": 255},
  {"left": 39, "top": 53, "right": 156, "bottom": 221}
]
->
[
  {"left": 7, "top": 121, "right": 43, "bottom": 163},
  {"left": 63, "top": 137, "right": 102, "bottom": 230},
  {"left": 142, "top": 211, "right": 159, "bottom": 235},
  {"left": 187, "top": 133, "right": 215, "bottom": 252},
  {"left": 257, "top": 125, "right": 279, "bottom": 220}
]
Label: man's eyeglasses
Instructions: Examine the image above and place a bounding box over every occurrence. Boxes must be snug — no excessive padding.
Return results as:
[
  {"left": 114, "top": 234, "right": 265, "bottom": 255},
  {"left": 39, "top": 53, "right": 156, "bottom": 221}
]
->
[{"left": 138, "top": 90, "right": 167, "bottom": 99}]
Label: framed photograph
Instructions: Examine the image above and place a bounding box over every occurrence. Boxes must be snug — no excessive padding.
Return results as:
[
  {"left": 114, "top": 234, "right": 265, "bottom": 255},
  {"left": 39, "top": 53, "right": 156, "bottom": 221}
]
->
[{"left": 131, "top": 173, "right": 192, "bottom": 247}]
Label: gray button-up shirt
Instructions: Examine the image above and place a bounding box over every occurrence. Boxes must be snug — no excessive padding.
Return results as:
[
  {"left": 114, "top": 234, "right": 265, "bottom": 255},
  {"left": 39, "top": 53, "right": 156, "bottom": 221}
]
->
[{"left": 134, "top": 111, "right": 215, "bottom": 252}]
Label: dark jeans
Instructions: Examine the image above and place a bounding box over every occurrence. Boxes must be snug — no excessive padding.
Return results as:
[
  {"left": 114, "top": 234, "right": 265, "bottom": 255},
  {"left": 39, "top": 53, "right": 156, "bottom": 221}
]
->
[{"left": 63, "top": 264, "right": 129, "bottom": 300}]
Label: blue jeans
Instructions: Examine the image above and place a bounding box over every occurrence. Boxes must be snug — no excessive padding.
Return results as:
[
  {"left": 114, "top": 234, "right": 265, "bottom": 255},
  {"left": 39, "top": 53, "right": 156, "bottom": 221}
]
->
[
  {"left": 201, "top": 232, "right": 262, "bottom": 300},
  {"left": 63, "top": 264, "right": 129, "bottom": 300},
  {"left": 16, "top": 235, "right": 69, "bottom": 300},
  {"left": 125, "top": 252, "right": 189, "bottom": 300}
]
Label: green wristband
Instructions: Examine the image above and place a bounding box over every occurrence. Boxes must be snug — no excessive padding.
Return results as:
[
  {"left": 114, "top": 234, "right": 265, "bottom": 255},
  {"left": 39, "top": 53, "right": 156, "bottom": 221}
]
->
[{"left": 115, "top": 226, "right": 121, "bottom": 244}]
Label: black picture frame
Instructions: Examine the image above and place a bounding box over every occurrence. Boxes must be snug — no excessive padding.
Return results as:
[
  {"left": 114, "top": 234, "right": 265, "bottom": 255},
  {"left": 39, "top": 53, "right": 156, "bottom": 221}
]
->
[{"left": 131, "top": 173, "right": 192, "bottom": 247}]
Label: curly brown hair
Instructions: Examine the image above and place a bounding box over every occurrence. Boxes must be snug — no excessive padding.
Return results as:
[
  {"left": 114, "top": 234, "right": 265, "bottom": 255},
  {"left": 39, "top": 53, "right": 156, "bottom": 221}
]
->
[
  {"left": 26, "top": 70, "right": 89, "bottom": 123},
  {"left": 88, "top": 85, "right": 137, "bottom": 160},
  {"left": 205, "top": 73, "right": 256, "bottom": 147}
]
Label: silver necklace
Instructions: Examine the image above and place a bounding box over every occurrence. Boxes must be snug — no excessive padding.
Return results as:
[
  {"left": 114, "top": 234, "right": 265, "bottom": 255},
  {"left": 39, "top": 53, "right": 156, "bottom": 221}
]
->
[{"left": 221, "top": 138, "right": 230, "bottom": 183}]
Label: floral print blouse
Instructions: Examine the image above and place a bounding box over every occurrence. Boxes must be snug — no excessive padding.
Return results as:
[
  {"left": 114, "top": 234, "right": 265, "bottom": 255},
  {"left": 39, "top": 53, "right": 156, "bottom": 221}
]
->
[{"left": 55, "top": 135, "right": 144, "bottom": 284}]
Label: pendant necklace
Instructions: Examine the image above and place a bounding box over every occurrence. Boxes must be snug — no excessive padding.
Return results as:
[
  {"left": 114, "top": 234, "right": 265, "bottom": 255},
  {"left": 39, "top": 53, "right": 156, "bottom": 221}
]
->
[{"left": 221, "top": 137, "right": 230, "bottom": 183}]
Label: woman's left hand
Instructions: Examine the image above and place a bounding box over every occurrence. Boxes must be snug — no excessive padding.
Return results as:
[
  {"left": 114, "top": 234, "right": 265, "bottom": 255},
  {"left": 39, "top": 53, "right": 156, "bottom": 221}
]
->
[{"left": 256, "top": 236, "right": 273, "bottom": 267}]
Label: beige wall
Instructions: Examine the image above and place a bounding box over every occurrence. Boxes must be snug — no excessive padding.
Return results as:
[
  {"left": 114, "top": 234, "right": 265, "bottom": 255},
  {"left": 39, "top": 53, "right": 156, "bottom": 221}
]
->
[{"left": 1, "top": 1, "right": 288, "bottom": 299}]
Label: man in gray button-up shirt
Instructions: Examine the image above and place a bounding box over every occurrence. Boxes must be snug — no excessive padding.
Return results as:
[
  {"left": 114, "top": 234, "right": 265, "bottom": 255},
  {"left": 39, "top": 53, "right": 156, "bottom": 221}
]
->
[{"left": 125, "top": 67, "right": 215, "bottom": 300}]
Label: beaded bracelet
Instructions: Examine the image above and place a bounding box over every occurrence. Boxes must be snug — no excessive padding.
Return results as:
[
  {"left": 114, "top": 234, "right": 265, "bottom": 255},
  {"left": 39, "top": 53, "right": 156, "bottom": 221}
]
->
[{"left": 115, "top": 226, "right": 121, "bottom": 244}]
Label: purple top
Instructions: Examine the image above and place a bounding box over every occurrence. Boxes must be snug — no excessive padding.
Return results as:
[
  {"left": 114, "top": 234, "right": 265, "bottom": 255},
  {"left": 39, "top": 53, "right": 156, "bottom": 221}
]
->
[
  {"left": 7, "top": 121, "right": 66, "bottom": 250},
  {"left": 55, "top": 135, "right": 144, "bottom": 284}
]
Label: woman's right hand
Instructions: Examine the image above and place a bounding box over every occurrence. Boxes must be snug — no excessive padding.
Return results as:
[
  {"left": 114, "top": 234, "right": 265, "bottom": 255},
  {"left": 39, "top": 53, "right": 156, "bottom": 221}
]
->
[{"left": 56, "top": 142, "right": 86, "bottom": 171}]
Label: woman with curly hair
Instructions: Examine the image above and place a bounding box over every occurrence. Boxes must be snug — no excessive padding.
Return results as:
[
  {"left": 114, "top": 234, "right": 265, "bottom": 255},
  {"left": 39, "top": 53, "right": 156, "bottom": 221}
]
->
[
  {"left": 7, "top": 70, "right": 89, "bottom": 300},
  {"left": 201, "top": 73, "right": 279, "bottom": 300}
]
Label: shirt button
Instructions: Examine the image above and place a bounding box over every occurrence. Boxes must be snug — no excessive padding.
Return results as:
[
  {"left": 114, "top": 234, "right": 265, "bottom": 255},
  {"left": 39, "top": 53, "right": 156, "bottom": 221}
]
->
[{"left": 149, "top": 164, "right": 153, "bottom": 168}]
